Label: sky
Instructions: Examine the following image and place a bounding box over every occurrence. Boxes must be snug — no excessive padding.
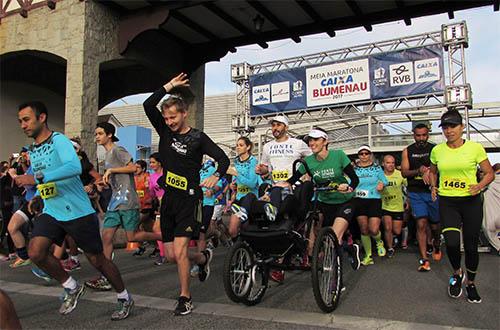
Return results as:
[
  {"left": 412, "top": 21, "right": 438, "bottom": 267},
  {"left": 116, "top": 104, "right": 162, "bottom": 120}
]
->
[{"left": 108, "top": 6, "right": 499, "bottom": 161}]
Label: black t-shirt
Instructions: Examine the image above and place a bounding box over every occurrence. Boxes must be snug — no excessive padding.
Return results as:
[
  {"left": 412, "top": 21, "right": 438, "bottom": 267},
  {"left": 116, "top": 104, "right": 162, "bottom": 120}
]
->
[
  {"left": 143, "top": 88, "right": 229, "bottom": 199},
  {"left": 407, "top": 142, "right": 435, "bottom": 192}
]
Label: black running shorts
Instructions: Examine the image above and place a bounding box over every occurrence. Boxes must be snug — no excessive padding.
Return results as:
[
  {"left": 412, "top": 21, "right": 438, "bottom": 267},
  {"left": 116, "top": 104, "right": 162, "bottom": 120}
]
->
[
  {"left": 318, "top": 200, "right": 354, "bottom": 226},
  {"left": 160, "top": 194, "right": 202, "bottom": 243},
  {"left": 31, "top": 213, "right": 103, "bottom": 254}
]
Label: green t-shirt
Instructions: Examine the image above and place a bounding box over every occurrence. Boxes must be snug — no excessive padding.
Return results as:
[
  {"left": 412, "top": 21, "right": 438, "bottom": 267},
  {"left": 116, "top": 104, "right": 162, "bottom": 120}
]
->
[
  {"left": 430, "top": 140, "right": 488, "bottom": 197},
  {"left": 300, "top": 150, "right": 354, "bottom": 205},
  {"left": 381, "top": 169, "right": 407, "bottom": 212}
]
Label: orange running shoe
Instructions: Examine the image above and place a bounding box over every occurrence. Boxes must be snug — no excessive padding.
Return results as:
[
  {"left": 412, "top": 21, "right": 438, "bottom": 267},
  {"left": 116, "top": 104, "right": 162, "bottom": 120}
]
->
[
  {"left": 432, "top": 249, "right": 442, "bottom": 261},
  {"left": 418, "top": 258, "right": 431, "bottom": 272}
]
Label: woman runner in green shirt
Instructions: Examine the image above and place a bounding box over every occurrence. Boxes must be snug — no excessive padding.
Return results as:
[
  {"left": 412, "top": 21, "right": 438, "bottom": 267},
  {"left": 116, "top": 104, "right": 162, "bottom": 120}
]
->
[{"left": 430, "top": 110, "right": 494, "bottom": 303}]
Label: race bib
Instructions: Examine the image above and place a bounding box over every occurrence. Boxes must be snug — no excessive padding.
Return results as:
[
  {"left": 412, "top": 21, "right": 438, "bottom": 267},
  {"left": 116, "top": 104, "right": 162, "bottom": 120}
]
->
[
  {"left": 136, "top": 190, "right": 145, "bottom": 198},
  {"left": 442, "top": 177, "right": 467, "bottom": 190},
  {"left": 237, "top": 186, "right": 250, "bottom": 194},
  {"left": 166, "top": 171, "right": 188, "bottom": 191},
  {"left": 355, "top": 189, "right": 369, "bottom": 198},
  {"left": 38, "top": 182, "right": 58, "bottom": 199},
  {"left": 272, "top": 170, "right": 289, "bottom": 181}
]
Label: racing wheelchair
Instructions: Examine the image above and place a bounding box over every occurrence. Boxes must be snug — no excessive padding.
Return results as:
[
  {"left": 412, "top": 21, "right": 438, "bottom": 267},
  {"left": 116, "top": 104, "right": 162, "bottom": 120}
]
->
[{"left": 222, "top": 159, "right": 344, "bottom": 312}]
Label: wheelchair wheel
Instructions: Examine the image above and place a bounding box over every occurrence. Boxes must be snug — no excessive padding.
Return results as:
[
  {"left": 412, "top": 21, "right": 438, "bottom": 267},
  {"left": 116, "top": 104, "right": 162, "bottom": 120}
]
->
[
  {"left": 311, "top": 227, "right": 342, "bottom": 313},
  {"left": 223, "top": 241, "right": 254, "bottom": 303},
  {"left": 242, "top": 262, "right": 269, "bottom": 306}
]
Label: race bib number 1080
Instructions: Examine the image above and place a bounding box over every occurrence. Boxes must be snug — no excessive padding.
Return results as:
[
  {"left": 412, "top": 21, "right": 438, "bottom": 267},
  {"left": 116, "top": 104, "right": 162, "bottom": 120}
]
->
[{"left": 166, "top": 171, "right": 188, "bottom": 191}]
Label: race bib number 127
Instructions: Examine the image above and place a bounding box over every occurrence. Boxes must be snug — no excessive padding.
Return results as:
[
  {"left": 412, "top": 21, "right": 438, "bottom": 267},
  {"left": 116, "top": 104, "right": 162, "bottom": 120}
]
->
[{"left": 38, "top": 182, "right": 58, "bottom": 199}]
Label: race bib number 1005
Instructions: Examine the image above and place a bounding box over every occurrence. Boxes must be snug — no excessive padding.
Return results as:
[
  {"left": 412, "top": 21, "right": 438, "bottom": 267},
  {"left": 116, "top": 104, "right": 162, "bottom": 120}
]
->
[{"left": 166, "top": 171, "right": 188, "bottom": 191}]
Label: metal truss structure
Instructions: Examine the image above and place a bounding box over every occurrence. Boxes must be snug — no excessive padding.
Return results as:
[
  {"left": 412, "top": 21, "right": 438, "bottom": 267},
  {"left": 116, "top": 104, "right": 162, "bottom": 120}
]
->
[{"left": 231, "top": 21, "right": 499, "bottom": 156}]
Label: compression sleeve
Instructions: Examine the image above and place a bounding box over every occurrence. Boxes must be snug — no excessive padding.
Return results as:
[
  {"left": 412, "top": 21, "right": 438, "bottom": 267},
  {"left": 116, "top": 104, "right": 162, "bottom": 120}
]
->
[
  {"left": 143, "top": 87, "right": 170, "bottom": 136},
  {"left": 42, "top": 135, "right": 82, "bottom": 183},
  {"left": 286, "top": 164, "right": 306, "bottom": 185},
  {"left": 201, "top": 132, "right": 229, "bottom": 176},
  {"left": 343, "top": 164, "right": 359, "bottom": 189}
]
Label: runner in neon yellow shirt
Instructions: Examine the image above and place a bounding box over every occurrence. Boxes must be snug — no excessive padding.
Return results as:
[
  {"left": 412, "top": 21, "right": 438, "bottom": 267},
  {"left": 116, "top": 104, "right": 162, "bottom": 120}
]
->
[
  {"left": 381, "top": 155, "right": 407, "bottom": 258},
  {"left": 430, "top": 110, "right": 494, "bottom": 303}
]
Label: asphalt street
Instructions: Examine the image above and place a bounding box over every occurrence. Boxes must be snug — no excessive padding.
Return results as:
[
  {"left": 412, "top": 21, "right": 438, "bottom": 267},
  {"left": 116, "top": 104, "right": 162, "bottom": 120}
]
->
[{"left": 1, "top": 243, "right": 499, "bottom": 330}]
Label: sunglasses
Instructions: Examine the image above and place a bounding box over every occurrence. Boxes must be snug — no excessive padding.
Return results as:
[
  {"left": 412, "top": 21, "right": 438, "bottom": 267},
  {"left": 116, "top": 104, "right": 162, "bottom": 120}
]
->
[{"left": 358, "top": 152, "right": 371, "bottom": 156}]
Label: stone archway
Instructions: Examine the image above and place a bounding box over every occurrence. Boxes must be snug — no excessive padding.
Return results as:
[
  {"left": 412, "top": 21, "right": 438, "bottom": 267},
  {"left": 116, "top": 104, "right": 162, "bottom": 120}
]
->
[{"left": 0, "top": 50, "right": 67, "bottom": 160}]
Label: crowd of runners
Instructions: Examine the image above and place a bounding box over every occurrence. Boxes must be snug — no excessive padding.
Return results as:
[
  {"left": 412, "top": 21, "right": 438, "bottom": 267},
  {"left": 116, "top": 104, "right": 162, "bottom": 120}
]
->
[{"left": 0, "top": 73, "right": 498, "bottom": 325}]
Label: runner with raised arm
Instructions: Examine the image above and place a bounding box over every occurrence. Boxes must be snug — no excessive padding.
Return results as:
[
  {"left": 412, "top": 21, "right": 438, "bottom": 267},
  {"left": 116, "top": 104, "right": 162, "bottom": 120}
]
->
[{"left": 143, "top": 73, "right": 229, "bottom": 316}]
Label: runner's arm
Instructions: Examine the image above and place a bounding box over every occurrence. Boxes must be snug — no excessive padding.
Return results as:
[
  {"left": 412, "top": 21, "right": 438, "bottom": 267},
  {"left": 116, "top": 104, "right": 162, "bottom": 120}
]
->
[
  {"left": 143, "top": 87, "right": 170, "bottom": 136},
  {"left": 401, "top": 148, "right": 418, "bottom": 178},
  {"left": 201, "top": 133, "right": 229, "bottom": 177}
]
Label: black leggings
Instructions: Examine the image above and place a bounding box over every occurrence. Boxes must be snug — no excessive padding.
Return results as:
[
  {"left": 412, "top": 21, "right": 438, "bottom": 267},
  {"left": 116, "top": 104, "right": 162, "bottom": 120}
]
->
[
  {"left": 1, "top": 207, "right": 15, "bottom": 254},
  {"left": 439, "top": 194, "right": 482, "bottom": 281}
]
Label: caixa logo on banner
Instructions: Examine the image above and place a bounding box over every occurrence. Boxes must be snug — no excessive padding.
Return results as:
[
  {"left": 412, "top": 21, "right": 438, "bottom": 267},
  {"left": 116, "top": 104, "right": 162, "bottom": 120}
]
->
[
  {"left": 414, "top": 58, "right": 440, "bottom": 83},
  {"left": 252, "top": 84, "right": 270, "bottom": 105}
]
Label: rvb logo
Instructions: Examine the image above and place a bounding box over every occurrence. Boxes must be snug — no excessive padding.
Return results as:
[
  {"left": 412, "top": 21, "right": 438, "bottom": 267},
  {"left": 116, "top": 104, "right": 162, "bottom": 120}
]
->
[{"left": 389, "top": 62, "right": 414, "bottom": 86}]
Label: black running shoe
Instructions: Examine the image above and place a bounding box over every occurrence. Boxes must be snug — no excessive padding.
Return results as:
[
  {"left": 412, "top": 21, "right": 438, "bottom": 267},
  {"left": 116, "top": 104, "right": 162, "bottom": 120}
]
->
[
  {"left": 198, "top": 248, "right": 213, "bottom": 282},
  {"left": 448, "top": 273, "right": 464, "bottom": 298},
  {"left": 466, "top": 284, "right": 482, "bottom": 303},
  {"left": 174, "top": 296, "right": 193, "bottom": 316},
  {"left": 346, "top": 243, "right": 360, "bottom": 270}
]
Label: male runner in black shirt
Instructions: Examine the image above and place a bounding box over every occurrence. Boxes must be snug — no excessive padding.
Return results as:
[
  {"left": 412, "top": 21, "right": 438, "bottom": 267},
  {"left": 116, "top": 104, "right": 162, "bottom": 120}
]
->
[{"left": 143, "top": 72, "right": 229, "bottom": 316}]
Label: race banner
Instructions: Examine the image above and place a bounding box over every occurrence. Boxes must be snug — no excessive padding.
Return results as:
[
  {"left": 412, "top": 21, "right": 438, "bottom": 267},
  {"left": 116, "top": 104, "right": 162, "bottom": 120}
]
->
[
  {"left": 249, "top": 45, "right": 445, "bottom": 116},
  {"left": 369, "top": 44, "right": 445, "bottom": 99},
  {"left": 305, "top": 58, "right": 370, "bottom": 107},
  {"left": 249, "top": 67, "right": 306, "bottom": 116}
]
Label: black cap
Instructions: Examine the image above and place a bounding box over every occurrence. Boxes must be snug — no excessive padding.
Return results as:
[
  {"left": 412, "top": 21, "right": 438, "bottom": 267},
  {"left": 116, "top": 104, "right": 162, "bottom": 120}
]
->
[
  {"left": 20, "top": 146, "right": 28, "bottom": 153},
  {"left": 439, "top": 110, "right": 462, "bottom": 127},
  {"left": 96, "top": 122, "right": 119, "bottom": 142}
]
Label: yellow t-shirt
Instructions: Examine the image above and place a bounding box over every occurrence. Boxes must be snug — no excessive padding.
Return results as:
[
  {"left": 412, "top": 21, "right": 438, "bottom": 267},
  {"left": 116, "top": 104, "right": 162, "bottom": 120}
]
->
[
  {"left": 430, "top": 140, "right": 488, "bottom": 197},
  {"left": 381, "top": 169, "right": 407, "bottom": 212}
]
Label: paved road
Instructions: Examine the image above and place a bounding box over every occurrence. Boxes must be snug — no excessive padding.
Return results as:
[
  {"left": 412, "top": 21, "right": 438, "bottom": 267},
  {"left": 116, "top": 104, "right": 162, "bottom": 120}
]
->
[{"left": 1, "top": 245, "right": 498, "bottom": 329}]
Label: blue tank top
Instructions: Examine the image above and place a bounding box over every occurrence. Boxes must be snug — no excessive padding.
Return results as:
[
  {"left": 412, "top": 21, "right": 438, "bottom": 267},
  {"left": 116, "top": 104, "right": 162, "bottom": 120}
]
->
[{"left": 235, "top": 155, "right": 260, "bottom": 200}]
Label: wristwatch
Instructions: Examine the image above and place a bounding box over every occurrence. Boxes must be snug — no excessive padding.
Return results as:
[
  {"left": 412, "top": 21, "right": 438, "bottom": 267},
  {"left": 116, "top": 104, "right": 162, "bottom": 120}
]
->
[{"left": 213, "top": 172, "right": 221, "bottom": 178}]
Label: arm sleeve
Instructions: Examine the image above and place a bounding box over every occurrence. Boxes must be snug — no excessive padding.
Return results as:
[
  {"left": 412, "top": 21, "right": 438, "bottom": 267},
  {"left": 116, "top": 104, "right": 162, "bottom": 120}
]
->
[
  {"left": 236, "top": 157, "right": 259, "bottom": 188},
  {"left": 143, "top": 87, "right": 170, "bottom": 136},
  {"left": 343, "top": 164, "right": 359, "bottom": 189},
  {"left": 201, "top": 132, "right": 229, "bottom": 176},
  {"left": 286, "top": 164, "right": 306, "bottom": 185},
  {"left": 42, "top": 135, "right": 82, "bottom": 183}
]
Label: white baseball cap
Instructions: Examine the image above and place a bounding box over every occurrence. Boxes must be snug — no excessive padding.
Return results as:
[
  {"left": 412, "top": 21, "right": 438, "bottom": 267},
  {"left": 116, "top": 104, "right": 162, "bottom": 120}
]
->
[
  {"left": 357, "top": 145, "right": 372, "bottom": 153},
  {"left": 269, "top": 115, "right": 289, "bottom": 126},
  {"left": 307, "top": 129, "right": 328, "bottom": 140}
]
